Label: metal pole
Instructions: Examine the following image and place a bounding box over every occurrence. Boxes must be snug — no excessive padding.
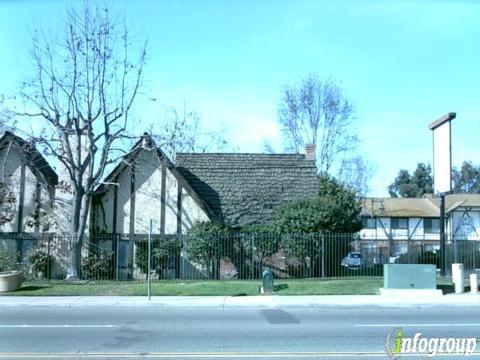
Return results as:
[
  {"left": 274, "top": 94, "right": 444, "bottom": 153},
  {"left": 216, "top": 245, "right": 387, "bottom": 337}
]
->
[
  {"left": 321, "top": 236, "right": 325, "bottom": 280},
  {"left": 147, "top": 219, "right": 152, "bottom": 300},
  {"left": 440, "top": 194, "right": 446, "bottom": 277},
  {"left": 251, "top": 236, "right": 255, "bottom": 280}
]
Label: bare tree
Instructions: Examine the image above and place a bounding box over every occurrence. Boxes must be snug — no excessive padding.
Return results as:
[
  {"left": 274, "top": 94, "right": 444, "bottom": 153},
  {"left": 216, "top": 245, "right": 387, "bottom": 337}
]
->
[
  {"left": 12, "top": 1, "right": 147, "bottom": 279},
  {"left": 278, "top": 74, "right": 357, "bottom": 172},
  {"left": 152, "top": 103, "right": 228, "bottom": 161},
  {"left": 337, "top": 156, "right": 374, "bottom": 196},
  {"left": 278, "top": 73, "right": 372, "bottom": 193},
  {"left": 0, "top": 95, "right": 15, "bottom": 134}
]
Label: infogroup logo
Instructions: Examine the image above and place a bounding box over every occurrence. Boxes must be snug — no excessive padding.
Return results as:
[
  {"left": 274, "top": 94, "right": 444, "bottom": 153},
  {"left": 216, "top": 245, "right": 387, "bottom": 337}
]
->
[{"left": 385, "top": 328, "right": 477, "bottom": 358}]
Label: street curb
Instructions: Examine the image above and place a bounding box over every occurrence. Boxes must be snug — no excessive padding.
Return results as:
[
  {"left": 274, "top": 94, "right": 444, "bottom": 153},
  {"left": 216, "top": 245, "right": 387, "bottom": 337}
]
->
[{"left": 0, "top": 294, "right": 479, "bottom": 309}]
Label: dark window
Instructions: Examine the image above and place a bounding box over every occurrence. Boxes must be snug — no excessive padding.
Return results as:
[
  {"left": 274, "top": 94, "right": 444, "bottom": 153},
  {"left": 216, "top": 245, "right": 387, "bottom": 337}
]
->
[
  {"left": 362, "top": 217, "right": 376, "bottom": 229},
  {"left": 424, "top": 218, "right": 440, "bottom": 234},
  {"left": 391, "top": 218, "right": 408, "bottom": 230}
]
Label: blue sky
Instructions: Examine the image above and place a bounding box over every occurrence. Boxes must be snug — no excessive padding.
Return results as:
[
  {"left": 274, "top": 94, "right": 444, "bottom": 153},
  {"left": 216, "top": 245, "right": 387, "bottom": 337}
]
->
[{"left": 1, "top": 0, "right": 479, "bottom": 196}]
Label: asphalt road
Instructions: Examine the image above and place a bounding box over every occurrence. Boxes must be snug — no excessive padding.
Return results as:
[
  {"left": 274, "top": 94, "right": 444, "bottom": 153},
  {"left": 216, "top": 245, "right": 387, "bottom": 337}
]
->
[{"left": 1, "top": 306, "right": 480, "bottom": 359}]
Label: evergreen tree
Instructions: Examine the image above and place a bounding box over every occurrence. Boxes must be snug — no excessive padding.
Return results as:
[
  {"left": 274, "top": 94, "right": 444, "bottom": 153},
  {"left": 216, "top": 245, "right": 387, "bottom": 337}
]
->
[{"left": 388, "top": 163, "right": 433, "bottom": 198}]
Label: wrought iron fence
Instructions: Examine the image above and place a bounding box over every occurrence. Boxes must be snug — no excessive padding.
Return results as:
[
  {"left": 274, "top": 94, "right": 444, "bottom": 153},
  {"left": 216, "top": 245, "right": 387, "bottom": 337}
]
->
[{"left": 1, "top": 232, "right": 480, "bottom": 282}]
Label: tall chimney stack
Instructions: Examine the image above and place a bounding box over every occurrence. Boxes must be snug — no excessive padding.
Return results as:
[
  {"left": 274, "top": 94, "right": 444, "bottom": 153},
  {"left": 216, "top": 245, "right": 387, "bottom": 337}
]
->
[{"left": 305, "top": 144, "right": 316, "bottom": 161}]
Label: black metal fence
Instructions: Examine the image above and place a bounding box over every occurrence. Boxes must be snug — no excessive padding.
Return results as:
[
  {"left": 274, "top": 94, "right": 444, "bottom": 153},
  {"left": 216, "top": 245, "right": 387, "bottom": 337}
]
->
[{"left": 1, "top": 232, "right": 479, "bottom": 282}]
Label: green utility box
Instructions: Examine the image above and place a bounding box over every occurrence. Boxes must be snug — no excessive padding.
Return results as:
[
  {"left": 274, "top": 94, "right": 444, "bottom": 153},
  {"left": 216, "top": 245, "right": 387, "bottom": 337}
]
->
[
  {"left": 262, "top": 268, "right": 274, "bottom": 294},
  {"left": 384, "top": 264, "right": 437, "bottom": 289}
]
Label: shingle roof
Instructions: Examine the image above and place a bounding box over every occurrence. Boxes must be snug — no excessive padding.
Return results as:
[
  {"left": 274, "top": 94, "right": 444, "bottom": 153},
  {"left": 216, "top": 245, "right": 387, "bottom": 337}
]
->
[
  {"left": 0, "top": 131, "right": 58, "bottom": 185},
  {"left": 176, "top": 153, "right": 319, "bottom": 228},
  {"left": 361, "top": 197, "right": 439, "bottom": 218},
  {"left": 425, "top": 194, "right": 480, "bottom": 212},
  {"left": 362, "top": 194, "right": 480, "bottom": 218}
]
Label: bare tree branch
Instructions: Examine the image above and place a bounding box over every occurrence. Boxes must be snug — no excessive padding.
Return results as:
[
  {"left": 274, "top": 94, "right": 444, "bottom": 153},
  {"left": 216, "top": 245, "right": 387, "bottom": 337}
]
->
[{"left": 152, "top": 103, "right": 228, "bottom": 162}]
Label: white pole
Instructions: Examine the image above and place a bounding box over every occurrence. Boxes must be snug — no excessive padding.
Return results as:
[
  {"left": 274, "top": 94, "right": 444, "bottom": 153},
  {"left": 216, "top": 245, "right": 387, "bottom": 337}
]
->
[
  {"left": 147, "top": 219, "right": 152, "bottom": 300},
  {"left": 470, "top": 273, "right": 478, "bottom": 294},
  {"left": 452, "top": 263, "right": 465, "bottom": 294}
]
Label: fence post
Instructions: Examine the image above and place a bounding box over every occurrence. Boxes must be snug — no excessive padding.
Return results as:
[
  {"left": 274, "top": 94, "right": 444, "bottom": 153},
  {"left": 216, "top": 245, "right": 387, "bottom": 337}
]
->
[
  {"left": 251, "top": 235, "right": 255, "bottom": 280},
  {"left": 321, "top": 235, "right": 325, "bottom": 280},
  {"left": 114, "top": 234, "right": 119, "bottom": 281},
  {"left": 47, "top": 235, "right": 51, "bottom": 283},
  {"left": 181, "top": 234, "right": 185, "bottom": 282},
  {"left": 147, "top": 219, "right": 152, "bottom": 300}
]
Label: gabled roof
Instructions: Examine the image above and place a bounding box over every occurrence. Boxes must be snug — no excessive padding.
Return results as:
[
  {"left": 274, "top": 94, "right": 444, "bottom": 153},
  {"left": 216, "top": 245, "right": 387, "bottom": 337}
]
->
[
  {"left": 362, "top": 194, "right": 480, "bottom": 218},
  {"left": 0, "top": 131, "right": 58, "bottom": 186},
  {"left": 94, "top": 135, "right": 215, "bottom": 219},
  {"left": 361, "top": 197, "right": 439, "bottom": 218},
  {"left": 176, "top": 153, "right": 319, "bottom": 228},
  {"left": 425, "top": 194, "right": 480, "bottom": 212}
]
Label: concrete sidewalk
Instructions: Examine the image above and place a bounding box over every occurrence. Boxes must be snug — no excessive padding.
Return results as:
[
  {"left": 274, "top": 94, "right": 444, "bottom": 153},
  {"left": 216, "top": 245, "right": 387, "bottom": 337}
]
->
[{"left": 0, "top": 293, "right": 479, "bottom": 309}]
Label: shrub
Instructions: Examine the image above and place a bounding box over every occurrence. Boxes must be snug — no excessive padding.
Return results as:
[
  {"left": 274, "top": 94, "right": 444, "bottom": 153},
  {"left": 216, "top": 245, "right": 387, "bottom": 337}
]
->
[
  {"left": 418, "top": 250, "right": 440, "bottom": 268},
  {"left": 240, "top": 224, "right": 279, "bottom": 262},
  {"left": 186, "top": 221, "right": 230, "bottom": 279},
  {"left": 272, "top": 173, "right": 362, "bottom": 234},
  {"left": 239, "top": 224, "right": 279, "bottom": 278},
  {"left": 81, "top": 248, "right": 114, "bottom": 280},
  {"left": 27, "top": 247, "right": 54, "bottom": 279},
  {"left": 0, "top": 250, "right": 16, "bottom": 272},
  {"left": 134, "top": 236, "right": 182, "bottom": 277}
]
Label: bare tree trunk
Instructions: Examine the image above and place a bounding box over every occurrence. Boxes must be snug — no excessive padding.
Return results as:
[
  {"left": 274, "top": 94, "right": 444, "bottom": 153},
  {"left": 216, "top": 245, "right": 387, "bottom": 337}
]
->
[{"left": 66, "top": 189, "right": 91, "bottom": 280}]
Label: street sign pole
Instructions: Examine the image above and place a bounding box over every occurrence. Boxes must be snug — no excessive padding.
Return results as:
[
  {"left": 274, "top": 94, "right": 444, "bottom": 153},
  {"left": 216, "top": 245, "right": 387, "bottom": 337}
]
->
[
  {"left": 440, "top": 194, "right": 446, "bottom": 277},
  {"left": 428, "top": 112, "right": 455, "bottom": 278}
]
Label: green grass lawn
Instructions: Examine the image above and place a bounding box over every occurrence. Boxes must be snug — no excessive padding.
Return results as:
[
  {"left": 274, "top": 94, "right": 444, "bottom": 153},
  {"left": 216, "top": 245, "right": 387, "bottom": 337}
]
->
[{"left": 0, "top": 278, "right": 384, "bottom": 296}]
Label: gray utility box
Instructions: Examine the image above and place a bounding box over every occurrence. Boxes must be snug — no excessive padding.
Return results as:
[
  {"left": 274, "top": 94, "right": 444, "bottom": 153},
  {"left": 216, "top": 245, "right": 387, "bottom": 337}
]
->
[{"left": 384, "top": 264, "right": 437, "bottom": 289}]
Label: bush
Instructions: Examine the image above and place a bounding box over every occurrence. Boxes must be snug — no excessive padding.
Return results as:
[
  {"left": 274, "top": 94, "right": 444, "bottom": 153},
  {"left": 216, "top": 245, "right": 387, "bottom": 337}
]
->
[
  {"left": 0, "top": 250, "right": 16, "bottom": 272},
  {"left": 240, "top": 225, "right": 279, "bottom": 262},
  {"left": 418, "top": 250, "right": 440, "bottom": 268},
  {"left": 272, "top": 173, "right": 362, "bottom": 234},
  {"left": 27, "top": 247, "right": 54, "bottom": 279},
  {"left": 239, "top": 225, "right": 279, "bottom": 278},
  {"left": 134, "top": 236, "right": 182, "bottom": 277},
  {"left": 81, "top": 248, "right": 114, "bottom": 280},
  {"left": 186, "top": 221, "right": 230, "bottom": 279}
]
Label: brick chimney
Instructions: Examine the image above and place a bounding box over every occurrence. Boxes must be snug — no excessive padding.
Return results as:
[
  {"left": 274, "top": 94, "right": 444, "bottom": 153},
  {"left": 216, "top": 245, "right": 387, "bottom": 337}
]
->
[{"left": 305, "top": 144, "right": 316, "bottom": 161}]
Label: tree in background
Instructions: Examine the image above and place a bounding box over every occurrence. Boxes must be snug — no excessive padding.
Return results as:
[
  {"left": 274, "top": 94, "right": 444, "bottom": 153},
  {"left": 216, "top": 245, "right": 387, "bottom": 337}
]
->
[
  {"left": 11, "top": 1, "right": 147, "bottom": 279},
  {"left": 277, "top": 73, "right": 371, "bottom": 194},
  {"left": 152, "top": 103, "right": 228, "bottom": 162},
  {"left": 0, "top": 95, "right": 15, "bottom": 134},
  {"left": 388, "top": 163, "right": 433, "bottom": 198},
  {"left": 452, "top": 161, "right": 480, "bottom": 193}
]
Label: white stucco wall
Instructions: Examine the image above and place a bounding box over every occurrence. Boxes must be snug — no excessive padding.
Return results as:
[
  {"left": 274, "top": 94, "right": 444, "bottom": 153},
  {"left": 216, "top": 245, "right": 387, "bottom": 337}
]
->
[
  {"left": 0, "top": 145, "right": 21, "bottom": 232},
  {"left": 165, "top": 168, "right": 178, "bottom": 235},
  {"left": 408, "top": 217, "right": 421, "bottom": 239},
  {"left": 134, "top": 150, "right": 163, "bottom": 234},
  {"left": 376, "top": 218, "right": 390, "bottom": 239},
  {"left": 21, "top": 166, "right": 39, "bottom": 232},
  {"left": 360, "top": 217, "right": 442, "bottom": 240},
  {"left": 0, "top": 142, "right": 56, "bottom": 234},
  {"left": 181, "top": 188, "right": 209, "bottom": 234},
  {"left": 92, "top": 149, "right": 211, "bottom": 235}
]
